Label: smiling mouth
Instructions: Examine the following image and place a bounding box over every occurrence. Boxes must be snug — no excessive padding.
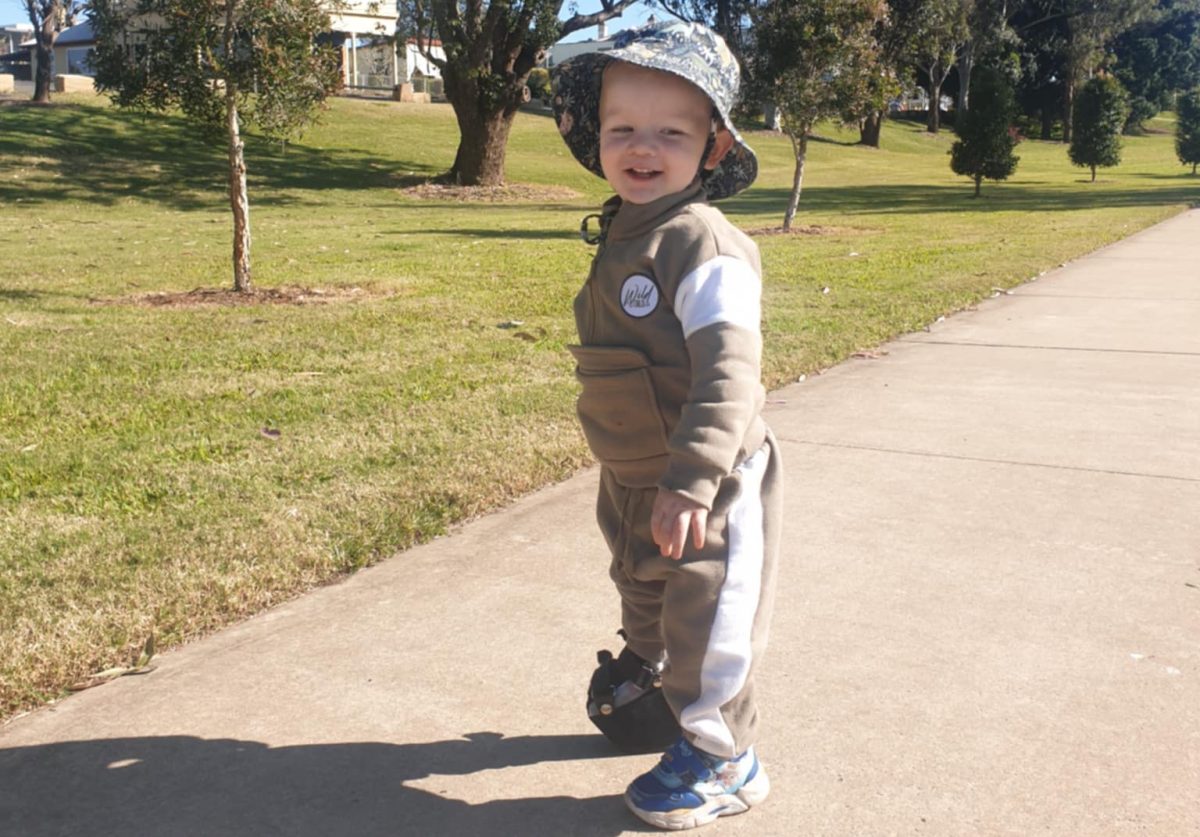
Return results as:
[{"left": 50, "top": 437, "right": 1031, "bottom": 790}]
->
[{"left": 626, "top": 168, "right": 661, "bottom": 180}]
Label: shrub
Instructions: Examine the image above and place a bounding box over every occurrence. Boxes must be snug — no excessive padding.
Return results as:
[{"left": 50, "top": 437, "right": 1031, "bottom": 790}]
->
[
  {"left": 949, "top": 66, "right": 1020, "bottom": 197},
  {"left": 1069, "top": 76, "right": 1130, "bottom": 182},
  {"left": 1176, "top": 88, "right": 1200, "bottom": 175}
]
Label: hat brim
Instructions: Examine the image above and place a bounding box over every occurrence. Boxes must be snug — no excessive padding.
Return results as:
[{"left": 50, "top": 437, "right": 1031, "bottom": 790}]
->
[{"left": 552, "top": 51, "right": 757, "bottom": 201}]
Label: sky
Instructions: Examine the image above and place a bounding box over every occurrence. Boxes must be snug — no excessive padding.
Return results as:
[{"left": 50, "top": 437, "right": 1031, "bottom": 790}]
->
[
  {"left": 1, "top": 0, "right": 28, "bottom": 30},
  {"left": 0, "top": 1, "right": 659, "bottom": 40}
]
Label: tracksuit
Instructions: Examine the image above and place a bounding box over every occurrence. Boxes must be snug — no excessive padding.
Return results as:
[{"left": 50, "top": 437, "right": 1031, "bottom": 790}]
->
[{"left": 570, "top": 179, "right": 783, "bottom": 759}]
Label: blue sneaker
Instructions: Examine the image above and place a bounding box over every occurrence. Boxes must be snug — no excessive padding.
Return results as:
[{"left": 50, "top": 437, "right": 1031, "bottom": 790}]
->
[{"left": 624, "top": 737, "right": 770, "bottom": 830}]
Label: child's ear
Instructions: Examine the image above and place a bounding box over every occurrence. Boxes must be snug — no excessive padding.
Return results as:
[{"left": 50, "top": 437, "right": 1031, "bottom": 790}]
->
[{"left": 704, "top": 128, "right": 735, "bottom": 170}]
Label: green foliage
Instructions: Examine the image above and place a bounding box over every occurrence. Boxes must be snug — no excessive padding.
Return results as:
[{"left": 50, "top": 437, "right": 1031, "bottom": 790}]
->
[
  {"left": 90, "top": 0, "right": 340, "bottom": 141},
  {"left": 1069, "top": 76, "right": 1130, "bottom": 179},
  {"left": 751, "top": 0, "right": 884, "bottom": 137},
  {"left": 751, "top": 0, "right": 884, "bottom": 225},
  {"left": 1177, "top": 87, "right": 1200, "bottom": 171},
  {"left": 526, "top": 67, "right": 551, "bottom": 102},
  {"left": 950, "top": 65, "right": 1020, "bottom": 195},
  {"left": 1113, "top": 0, "right": 1200, "bottom": 132}
]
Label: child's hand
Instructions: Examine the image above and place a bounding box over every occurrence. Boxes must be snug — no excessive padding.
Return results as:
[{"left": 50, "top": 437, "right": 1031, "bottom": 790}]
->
[{"left": 651, "top": 489, "right": 708, "bottom": 560}]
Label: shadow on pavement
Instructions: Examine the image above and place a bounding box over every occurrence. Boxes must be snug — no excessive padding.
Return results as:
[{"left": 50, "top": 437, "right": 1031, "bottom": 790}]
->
[{"left": 0, "top": 731, "right": 651, "bottom": 836}]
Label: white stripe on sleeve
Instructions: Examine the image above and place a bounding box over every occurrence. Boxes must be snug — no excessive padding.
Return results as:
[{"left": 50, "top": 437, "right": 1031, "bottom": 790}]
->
[{"left": 673, "top": 255, "right": 761, "bottom": 340}]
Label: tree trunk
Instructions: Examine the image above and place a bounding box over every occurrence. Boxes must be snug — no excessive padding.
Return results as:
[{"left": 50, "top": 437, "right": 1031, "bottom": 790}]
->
[
  {"left": 1040, "top": 107, "right": 1054, "bottom": 141},
  {"left": 224, "top": 0, "right": 251, "bottom": 292},
  {"left": 859, "top": 110, "right": 882, "bottom": 147},
  {"left": 31, "top": 6, "right": 59, "bottom": 105},
  {"left": 32, "top": 41, "right": 53, "bottom": 103},
  {"left": 447, "top": 98, "right": 517, "bottom": 186},
  {"left": 1062, "top": 74, "right": 1075, "bottom": 144},
  {"left": 956, "top": 44, "right": 975, "bottom": 116},
  {"left": 1090, "top": 164, "right": 1096, "bottom": 182},
  {"left": 783, "top": 131, "right": 808, "bottom": 232},
  {"left": 926, "top": 64, "right": 943, "bottom": 134},
  {"left": 974, "top": 174, "right": 982, "bottom": 197},
  {"left": 764, "top": 103, "right": 781, "bottom": 130}
]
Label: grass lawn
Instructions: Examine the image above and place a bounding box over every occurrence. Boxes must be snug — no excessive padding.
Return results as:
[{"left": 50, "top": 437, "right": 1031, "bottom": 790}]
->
[{"left": 0, "top": 90, "right": 1194, "bottom": 720}]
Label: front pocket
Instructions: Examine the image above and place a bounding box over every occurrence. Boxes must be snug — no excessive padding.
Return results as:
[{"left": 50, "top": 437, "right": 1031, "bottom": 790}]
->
[{"left": 569, "top": 345, "right": 670, "bottom": 463}]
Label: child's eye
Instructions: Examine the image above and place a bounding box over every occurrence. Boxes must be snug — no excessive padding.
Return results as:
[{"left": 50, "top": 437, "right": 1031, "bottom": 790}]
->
[{"left": 661, "top": 128, "right": 686, "bottom": 137}]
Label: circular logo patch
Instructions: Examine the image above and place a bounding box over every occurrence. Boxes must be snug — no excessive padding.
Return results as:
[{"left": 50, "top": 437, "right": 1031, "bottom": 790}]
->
[{"left": 620, "top": 274, "right": 660, "bottom": 318}]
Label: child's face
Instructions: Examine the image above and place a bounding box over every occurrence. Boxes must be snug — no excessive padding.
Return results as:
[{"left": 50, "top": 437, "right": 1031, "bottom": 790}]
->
[{"left": 598, "top": 62, "right": 731, "bottom": 205}]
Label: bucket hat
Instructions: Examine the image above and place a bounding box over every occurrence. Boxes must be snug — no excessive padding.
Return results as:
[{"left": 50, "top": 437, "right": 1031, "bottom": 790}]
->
[{"left": 551, "top": 20, "right": 757, "bottom": 201}]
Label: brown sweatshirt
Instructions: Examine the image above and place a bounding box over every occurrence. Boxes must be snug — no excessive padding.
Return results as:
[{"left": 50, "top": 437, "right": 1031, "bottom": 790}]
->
[{"left": 570, "top": 180, "right": 767, "bottom": 510}]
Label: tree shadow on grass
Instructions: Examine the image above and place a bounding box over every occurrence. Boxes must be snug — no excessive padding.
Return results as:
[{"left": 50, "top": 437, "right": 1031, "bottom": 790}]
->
[
  {"left": 0, "top": 288, "right": 44, "bottom": 302},
  {"left": 0, "top": 102, "right": 441, "bottom": 211},
  {"left": 720, "top": 182, "right": 1200, "bottom": 219},
  {"left": 388, "top": 227, "right": 580, "bottom": 241},
  {"left": 0, "top": 731, "right": 650, "bottom": 837}
]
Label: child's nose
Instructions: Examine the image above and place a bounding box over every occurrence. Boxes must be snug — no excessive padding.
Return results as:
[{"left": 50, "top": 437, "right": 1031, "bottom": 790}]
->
[{"left": 627, "top": 129, "right": 658, "bottom": 154}]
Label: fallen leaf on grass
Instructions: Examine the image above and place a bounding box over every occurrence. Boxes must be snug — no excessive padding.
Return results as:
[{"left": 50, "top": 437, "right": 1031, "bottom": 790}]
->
[
  {"left": 68, "top": 637, "right": 156, "bottom": 692},
  {"left": 260, "top": 427, "right": 282, "bottom": 439}
]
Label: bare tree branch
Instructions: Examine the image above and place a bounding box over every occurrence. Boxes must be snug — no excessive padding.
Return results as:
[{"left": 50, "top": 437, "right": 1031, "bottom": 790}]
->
[{"left": 560, "top": 0, "right": 639, "bottom": 38}]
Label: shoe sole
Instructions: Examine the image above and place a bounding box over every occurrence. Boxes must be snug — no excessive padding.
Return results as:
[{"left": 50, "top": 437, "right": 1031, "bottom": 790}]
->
[{"left": 624, "top": 764, "right": 770, "bottom": 831}]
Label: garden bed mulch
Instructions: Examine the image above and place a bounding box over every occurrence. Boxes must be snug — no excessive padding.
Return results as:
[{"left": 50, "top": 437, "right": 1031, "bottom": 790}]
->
[
  {"left": 91, "top": 285, "right": 374, "bottom": 309},
  {"left": 398, "top": 182, "right": 580, "bottom": 202}
]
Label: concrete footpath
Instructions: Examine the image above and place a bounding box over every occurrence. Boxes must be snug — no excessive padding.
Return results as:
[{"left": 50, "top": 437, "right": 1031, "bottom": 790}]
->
[{"left": 3, "top": 211, "right": 1199, "bottom": 836}]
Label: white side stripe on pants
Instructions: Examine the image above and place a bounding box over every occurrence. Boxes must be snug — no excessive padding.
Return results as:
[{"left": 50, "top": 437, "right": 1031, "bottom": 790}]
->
[{"left": 678, "top": 444, "right": 769, "bottom": 758}]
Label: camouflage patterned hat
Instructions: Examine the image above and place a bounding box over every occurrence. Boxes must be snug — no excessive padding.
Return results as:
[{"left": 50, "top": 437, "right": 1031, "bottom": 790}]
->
[{"left": 551, "top": 20, "right": 757, "bottom": 201}]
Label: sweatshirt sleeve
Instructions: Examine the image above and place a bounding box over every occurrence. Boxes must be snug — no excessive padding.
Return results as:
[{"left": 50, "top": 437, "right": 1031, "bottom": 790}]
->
[{"left": 656, "top": 254, "right": 763, "bottom": 509}]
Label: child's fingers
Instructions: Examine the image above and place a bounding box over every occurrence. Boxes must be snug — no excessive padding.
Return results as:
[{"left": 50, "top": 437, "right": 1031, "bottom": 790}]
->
[
  {"left": 690, "top": 508, "right": 708, "bottom": 550},
  {"left": 666, "top": 514, "right": 688, "bottom": 560}
]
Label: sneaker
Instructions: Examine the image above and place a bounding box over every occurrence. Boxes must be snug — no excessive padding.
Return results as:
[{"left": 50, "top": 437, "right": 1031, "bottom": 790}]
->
[{"left": 624, "top": 737, "right": 770, "bottom": 830}]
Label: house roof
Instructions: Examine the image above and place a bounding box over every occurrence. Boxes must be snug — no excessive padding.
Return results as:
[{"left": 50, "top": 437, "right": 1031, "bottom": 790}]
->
[{"left": 55, "top": 20, "right": 94, "bottom": 46}]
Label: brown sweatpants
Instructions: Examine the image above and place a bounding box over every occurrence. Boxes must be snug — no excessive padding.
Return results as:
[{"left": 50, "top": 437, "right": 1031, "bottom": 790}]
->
[{"left": 595, "top": 432, "right": 783, "bottom": 759}]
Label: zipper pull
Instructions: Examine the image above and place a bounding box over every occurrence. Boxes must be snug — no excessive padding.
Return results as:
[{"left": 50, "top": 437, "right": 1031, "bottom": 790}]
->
[{"left": 580, "top": 213, "right": 604, "bottom": 246}]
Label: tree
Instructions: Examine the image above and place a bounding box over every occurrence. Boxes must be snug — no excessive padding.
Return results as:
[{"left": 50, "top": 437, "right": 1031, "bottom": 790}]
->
[
  {"left": 1113, "top": 0, "right": 1200, "bottom": 132},
  {"left": 526, "top": 66, "right": 551, "bottom": 102},
  {"left": 891, "top": 0, "right": 970, "bottom": 133},
  {"left": 1018, "top": 0, "right": 1153, "bottom": 142},
  {"left": 23, "top": 0, "right": 82, "bottom": 103},
  {"left": 91, "top": 0, "right": 340, "bottom": 292},
  {"left": 1068, "top": 75, "right": 1129, "bottom": 180},
  {"left": 950, "top": 65, "right": 1020, "bottom": 195},
  {"left": 406, "top": 0, "right": 636, "bottom": 187},
  {"left": 1177, "top": 87, "right": 1200, "bottom": 173},
  {"left": 854, "top": 5, "right": 913, "bottom": 147},
  {"left": 1012, "top": 0, "right": 1069, "bottom": 139},
  {"left": 751, "top": 0, "right": 883, "bottom": 230},
  {"left": 955, "top": 0, "right": 1020, "bottom": 116}
]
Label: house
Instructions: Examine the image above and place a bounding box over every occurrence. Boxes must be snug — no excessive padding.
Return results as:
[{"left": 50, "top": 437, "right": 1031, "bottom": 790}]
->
[
  {"left": 546, "top": 19, "right": 624, "bottom": 69},
  {"left": 325, "top": 2, "right": 444, "bottom": 92},
  {"left": 52, "top": 20, "right": 95, "bottom": 77},
  {"left": 0, "top": 24, "right": 33, "bottom": 81},
  {"left": 1, "top": 23, "right": 32, "bottom": 56},
  {"left": 18, "top": 19, "right": 95, "bottom": 88},
  {"left": 24, "top": 1, "right": 445, "bottom": 93}
]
